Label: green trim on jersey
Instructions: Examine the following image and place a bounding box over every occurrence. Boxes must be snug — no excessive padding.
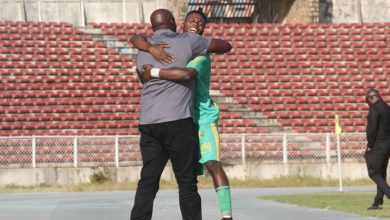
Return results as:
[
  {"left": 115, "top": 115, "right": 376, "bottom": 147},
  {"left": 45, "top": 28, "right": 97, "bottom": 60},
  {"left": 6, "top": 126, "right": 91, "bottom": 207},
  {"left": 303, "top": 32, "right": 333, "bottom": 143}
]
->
[{"left": 186, "top": 54, "right": 219, "bottom": 125}]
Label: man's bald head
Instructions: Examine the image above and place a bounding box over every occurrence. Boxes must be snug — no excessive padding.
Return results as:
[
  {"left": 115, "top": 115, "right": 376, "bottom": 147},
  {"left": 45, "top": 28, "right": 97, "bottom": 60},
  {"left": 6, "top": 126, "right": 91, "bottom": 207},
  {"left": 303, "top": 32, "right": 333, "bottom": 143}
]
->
[
  {"left": 150, "top": 9, "right": 176, "bottom": 32},
  {"left": 366, "top": 89, "right": 382, "bottom": 106}
]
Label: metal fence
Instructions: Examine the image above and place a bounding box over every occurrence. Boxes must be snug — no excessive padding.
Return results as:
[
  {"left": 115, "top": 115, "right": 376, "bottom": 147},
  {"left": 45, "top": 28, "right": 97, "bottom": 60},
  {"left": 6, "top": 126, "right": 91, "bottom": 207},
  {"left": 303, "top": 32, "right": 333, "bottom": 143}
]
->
[
  {"left": 188, "top": 0, "right": 255, "bottom": 23},
  {"left": 0, "top": 133, "right": 366, "bottom": 169}
]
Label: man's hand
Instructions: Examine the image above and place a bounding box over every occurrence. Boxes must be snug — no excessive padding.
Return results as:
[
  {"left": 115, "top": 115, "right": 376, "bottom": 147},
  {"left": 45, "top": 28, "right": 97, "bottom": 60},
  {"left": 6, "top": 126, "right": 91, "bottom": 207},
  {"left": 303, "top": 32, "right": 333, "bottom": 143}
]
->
[
  {"left": 148, "top": 44, "right": 174, "bottom": 65},
  {"left": 367, "top": 144, "right": 374, "bottom": 151},
  {"left": 130, "top": 35, "right": 174, "bottom": 65},
  {"left": 141, "top": 64, "right": 154, "bottom": 83}
]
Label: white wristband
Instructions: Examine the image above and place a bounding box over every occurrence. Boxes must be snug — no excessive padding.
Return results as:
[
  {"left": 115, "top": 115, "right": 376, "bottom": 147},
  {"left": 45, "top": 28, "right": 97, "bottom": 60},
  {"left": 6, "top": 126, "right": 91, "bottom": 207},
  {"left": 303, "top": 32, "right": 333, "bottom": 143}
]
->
[{"left": 150, "top": 68, "right": 160, "bottom": 78}]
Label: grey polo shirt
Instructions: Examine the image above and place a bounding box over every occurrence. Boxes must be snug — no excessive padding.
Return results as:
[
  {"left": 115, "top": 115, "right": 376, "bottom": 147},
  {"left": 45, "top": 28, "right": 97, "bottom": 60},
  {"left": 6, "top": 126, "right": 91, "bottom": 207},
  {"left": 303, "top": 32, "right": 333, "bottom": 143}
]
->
[{"left": 136, "top": 29, "right": 211, "bottom": 125}]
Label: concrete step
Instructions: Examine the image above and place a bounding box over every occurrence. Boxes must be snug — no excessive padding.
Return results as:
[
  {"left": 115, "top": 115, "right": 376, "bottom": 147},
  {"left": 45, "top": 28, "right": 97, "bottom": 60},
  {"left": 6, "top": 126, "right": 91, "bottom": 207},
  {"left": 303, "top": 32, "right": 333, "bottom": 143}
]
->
[
  {"left": 117, "top": 47, "right": 137, "bottom": 56},
  {"left": 211, "top": 93, "right": 292, "bottom": 133},
  {"left": 90, "top": 35, "right": 116, "bottom": 41},
  {"left": 212, "top": 95, "right": 235, "bottom": 103},
  {"left": 101, "top": 40, "right": 128, "bottom": 47},
  {"left": 79, "top": 27, "right": 103, "bottom": 35},
  {"left": 81, "top": 26, "right": 137, "bottom": 56}
]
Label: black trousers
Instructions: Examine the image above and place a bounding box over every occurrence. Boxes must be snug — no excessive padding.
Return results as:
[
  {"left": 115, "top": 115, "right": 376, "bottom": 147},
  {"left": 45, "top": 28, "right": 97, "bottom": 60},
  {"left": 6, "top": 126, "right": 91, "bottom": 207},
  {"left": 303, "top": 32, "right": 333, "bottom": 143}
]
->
[
  {"left": 130, "top": 118, "right": 201, "bottom": 220},
  {"left": 364, "top": 143, "right": 390, "bottom": 204}
]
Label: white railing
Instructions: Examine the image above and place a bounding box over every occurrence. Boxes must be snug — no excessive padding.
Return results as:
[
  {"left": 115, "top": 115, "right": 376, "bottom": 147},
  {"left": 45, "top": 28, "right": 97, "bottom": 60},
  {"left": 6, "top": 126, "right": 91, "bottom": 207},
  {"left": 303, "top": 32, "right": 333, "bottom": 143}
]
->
[{"left": 0, "top": 133, "right": 367, "bottom": 169}]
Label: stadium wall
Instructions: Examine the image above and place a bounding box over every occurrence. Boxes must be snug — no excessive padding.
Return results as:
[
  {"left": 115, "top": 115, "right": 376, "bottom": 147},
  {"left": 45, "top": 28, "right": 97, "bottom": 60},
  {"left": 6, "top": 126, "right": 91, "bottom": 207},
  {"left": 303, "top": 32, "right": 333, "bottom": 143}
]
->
[
  {"left": 253, "top": 0, "right": 390, "bottom": 24},
  {"left": 2, "top": 0, "right": 390, "bottom": 25},
  {"left": 167, "top": 0, "right": 189, "bottom": 22},
  {"left": 0, "top": 162, "right": 370, "bottom": 186},
  {"left": 332, "top": 0, "right": 390, "bottom": 23},
  {"left": 0, "top": 0, "right": 168, "bottom": 25},
  {"left": 253, "top": 0, "right": 319, "bottom": 24},
  {"left": 284, "top": 0, "right": 319, "bottom": 23}
]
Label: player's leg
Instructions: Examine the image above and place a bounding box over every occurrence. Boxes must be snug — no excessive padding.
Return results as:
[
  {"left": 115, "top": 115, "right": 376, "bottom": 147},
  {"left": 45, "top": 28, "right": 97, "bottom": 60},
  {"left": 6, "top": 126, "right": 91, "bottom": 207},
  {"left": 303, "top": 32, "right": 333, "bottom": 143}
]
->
[
  {"left": 374, "top": 156, "right": 389, "bottom": 206},
  {"left": 199, "top": 123, "right": 233, "bottom": 220},
  {"left": 131, "top": 124, "right": 169, "bottom": 220},
  {"left": 376, "top": 150, "right": 390, "bottom": 204},
  {"left": 373, "top": 185, "right": 384, "bottom": 208},
  {"left": 366, "top": 145, "right": 390, "bottom": 210},
  {"left": 205, "top": 160, "right": 232, "bottom": 219},
  {"left": 365, "top": 146, "right": 390, "bottom": 200},
  {"left": 164, "top": 118, "right": 202, "bottom": 220}
]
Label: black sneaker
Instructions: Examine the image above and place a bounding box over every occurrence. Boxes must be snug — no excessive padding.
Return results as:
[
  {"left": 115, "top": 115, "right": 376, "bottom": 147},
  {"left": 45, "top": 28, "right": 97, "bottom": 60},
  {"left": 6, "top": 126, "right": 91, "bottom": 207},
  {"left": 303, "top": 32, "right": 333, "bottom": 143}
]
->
[
  {"left": 221, "top": 217, "right": 233, "bottom": 220},
  {"left": 367, "top": 204, "right": 383, "bottom": 210}
]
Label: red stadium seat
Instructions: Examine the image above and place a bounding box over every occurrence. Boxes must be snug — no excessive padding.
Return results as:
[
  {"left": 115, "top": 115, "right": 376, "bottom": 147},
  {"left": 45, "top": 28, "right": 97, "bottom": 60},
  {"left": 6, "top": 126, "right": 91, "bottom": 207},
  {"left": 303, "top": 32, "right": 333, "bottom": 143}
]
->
[{"left": 1, "top": 22, "right": 390, "bottom": 135}]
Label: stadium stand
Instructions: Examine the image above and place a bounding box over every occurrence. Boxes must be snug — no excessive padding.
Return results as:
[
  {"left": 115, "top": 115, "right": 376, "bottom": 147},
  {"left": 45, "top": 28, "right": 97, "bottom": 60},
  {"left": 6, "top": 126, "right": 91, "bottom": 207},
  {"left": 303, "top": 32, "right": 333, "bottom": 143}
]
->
[
  {"left": 0, "top": 21, "right": 140, "bottom": 136},
  {"left": 92, "top": 22, "right": 390, "bottom": 134},
  {"left": 1, "top": 21, "right": 390, "bottom": 137}
]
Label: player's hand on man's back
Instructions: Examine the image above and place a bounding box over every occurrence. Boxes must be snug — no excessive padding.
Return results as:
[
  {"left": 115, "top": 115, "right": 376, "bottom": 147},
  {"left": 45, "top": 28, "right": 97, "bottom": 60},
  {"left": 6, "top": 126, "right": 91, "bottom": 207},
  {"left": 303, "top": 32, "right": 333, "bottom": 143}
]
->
[{"left": 149, "top": 44, "right": 174, "bottom": 65}]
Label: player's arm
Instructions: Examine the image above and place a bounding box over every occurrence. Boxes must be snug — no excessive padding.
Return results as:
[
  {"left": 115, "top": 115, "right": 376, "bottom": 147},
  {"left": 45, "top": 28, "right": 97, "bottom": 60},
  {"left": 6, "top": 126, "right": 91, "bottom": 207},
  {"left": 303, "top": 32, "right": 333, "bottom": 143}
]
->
[
  {"left": 140, "top": 64, "right": 197, "bottom": 83},
  {"left": 190, "top": 34, "right": 232, "bottom": 56},
  {"left": 207, "top": 38, "right": 232, "bottom": 54},
  {"left": 130, "top": 35, "right": 174, "bottom": 65}
]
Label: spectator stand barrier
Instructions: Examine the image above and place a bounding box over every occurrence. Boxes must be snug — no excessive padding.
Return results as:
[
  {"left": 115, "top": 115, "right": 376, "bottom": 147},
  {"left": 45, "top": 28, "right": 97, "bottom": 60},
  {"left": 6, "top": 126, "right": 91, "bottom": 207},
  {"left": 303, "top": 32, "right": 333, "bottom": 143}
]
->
[{"left": 0, "top": 133, "right": 366, "bottom": 168}]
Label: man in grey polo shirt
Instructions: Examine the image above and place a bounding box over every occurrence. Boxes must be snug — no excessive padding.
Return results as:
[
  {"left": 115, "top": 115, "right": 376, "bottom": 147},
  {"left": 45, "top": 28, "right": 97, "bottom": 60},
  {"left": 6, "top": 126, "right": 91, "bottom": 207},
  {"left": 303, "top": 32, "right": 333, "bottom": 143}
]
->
[{"left": 129, "top": 9, "right": 232, "bottom": 220}]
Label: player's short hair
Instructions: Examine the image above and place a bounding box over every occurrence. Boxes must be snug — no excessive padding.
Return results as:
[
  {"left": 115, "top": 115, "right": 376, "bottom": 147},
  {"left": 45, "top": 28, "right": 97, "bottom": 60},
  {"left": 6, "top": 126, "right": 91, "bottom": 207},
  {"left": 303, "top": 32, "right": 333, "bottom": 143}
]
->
[{"left": 186, "top": 8, "right": 208, "bottom": 24}]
